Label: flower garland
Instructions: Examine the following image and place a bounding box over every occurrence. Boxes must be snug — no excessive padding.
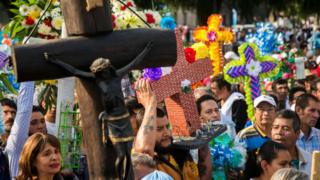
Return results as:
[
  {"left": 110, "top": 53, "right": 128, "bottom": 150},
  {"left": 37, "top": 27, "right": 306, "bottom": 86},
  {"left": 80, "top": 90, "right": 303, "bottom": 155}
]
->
[
  {"left": 224, "top": 43, "right": 280, "bottom": 121},
  {"left": 4, "top": 0, "right": 63, "bottom": 40}
]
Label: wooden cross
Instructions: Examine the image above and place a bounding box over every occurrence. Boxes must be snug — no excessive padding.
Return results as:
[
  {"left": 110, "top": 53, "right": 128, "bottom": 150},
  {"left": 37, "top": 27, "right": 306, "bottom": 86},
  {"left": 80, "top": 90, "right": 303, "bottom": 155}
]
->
[
  {"left": 151, "top": 30, "right": 213, "bottom": 136},
  {"left": 193, "top": 14, "right": 234, "bottom": 76},
  {"left": 12, "top": 0, "right": 178, "bottom": 179},
  {"left": 223, "top": 43, "right": 280, "bottom": 121}
]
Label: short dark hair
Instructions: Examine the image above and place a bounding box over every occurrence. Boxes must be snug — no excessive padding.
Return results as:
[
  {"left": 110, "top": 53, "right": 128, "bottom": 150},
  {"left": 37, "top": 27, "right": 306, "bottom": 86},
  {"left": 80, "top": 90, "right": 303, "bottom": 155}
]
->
[
  {"left": 311, "top": 79, "right": 320, "bottom": 92},
  {"left": 275, "top": 109, "right": 300, "bottom": 132},
  {"left": 295, "top": 93, "right": 319, "bottom": 110},
  {"left": 32, "top": 106, "right": 45, "bottom": 114},
  {"left": 288, "top": 86, "right": 307, "bottom": 102},
  {"left": 272, "top": 79, "right": 288, "bottom": 92},
  {"left": 196, "top": 95, "right": 217, "bottom": 115},
  {"left": 211, "top": 74, "right": 231, "bottom": 92},
  {"left": 135, "top": 107, "right": 166, "bottom": 129},
  {"left": 244, "top": 141, "right": 288, "bottom": 178},
  {"left": 293, "top": 79, "right": 306, "bottom": 88},
  {"left": 0, "top": 98, "right": 17, "bottom": 110},
  {"left": 268, "top": 94, "right": 279, "bottom": 105}
]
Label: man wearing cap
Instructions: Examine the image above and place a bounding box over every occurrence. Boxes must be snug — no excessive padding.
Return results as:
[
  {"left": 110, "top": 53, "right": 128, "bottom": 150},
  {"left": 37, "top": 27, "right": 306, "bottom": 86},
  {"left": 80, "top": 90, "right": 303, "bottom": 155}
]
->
[{"left": 236, "top": 95, "right": 277, "bottom": 151}]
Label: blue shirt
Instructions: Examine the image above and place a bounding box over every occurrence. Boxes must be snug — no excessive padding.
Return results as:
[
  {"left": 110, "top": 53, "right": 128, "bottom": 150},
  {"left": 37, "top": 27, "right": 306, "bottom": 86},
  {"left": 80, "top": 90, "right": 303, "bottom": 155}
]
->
[
  {"left": 297, "top": 127, "right": 320, "bottom": 153},
  {"left": 236, "top": 125, "right": 270, "bottom": 151}
]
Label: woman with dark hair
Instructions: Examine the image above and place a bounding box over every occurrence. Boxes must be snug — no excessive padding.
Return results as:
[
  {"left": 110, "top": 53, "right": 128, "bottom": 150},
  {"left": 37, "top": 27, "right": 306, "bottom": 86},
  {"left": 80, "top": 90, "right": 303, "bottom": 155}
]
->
[
  {"left": 243, "top": 141, "right": 292, "bottom": 180},
  {"left": 16, "top": 133, "right": 77, "bottom": 180}
]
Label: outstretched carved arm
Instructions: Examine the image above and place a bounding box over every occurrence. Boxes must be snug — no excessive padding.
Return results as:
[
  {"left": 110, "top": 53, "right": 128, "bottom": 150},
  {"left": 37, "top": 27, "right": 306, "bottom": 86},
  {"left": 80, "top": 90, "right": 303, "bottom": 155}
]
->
[
  {"left": 117, "top": 41, "right": 154, "bottom": 76},
  {"left": 44, "top": 52, "right": 95, "bottom": 79}
]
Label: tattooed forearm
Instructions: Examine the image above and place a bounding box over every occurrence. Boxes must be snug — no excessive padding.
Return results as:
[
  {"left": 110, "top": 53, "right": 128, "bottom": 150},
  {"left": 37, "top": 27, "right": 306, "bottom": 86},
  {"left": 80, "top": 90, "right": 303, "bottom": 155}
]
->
[
  {"left": 198, "top": 164, "right": 207, "bottom": 177},
  {"left": 143, "top": 116, "right": 155, "bottom": 134}
]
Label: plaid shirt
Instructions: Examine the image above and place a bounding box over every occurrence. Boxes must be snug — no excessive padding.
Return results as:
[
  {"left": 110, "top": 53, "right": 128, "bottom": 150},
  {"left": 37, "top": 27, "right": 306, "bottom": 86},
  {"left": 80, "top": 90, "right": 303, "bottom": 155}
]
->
[{"left": 297, "top": 127, "right": 320, "bottom": 153}]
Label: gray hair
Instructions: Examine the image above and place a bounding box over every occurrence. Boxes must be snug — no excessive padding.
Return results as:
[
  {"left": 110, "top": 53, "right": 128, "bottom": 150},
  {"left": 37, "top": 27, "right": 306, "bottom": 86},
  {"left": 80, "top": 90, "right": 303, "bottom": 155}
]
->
[
  {"left": 270, "top": 168, "right": 309, "bottom": 180},
  {"left": 131, "top": 152, "right": 156, "bottom": 168}
]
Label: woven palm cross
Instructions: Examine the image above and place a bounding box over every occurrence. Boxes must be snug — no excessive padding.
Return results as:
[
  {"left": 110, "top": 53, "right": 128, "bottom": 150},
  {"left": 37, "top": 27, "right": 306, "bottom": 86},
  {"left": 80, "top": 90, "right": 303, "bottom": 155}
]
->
[
  {"left": 150, "top": 30, "right": 213, "bottom": 136},
  {"left": 223, "top": 43, "right": 280, "bottom": 121}
]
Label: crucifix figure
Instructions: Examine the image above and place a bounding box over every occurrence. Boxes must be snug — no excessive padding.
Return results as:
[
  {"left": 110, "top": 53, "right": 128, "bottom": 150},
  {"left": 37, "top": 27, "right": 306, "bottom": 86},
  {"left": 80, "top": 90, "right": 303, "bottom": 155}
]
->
[{"left": 44, "top": 42, "right": 153, "bottom": 179}]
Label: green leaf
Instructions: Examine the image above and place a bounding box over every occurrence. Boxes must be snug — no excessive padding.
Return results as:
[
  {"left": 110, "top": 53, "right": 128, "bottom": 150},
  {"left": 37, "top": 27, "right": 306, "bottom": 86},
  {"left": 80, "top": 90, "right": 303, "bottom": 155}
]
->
[
  {"left": 9, "top": 9, "right": 20, "bottom": 15},
  {"left": 12, "top": 25, "right": 25, "bottom": 38},
  {"left": 0, "top": 74, "right": 18, "bottom": 95},
  {"left": 28, "top": 0, "right": 37, "bottom": 4}
]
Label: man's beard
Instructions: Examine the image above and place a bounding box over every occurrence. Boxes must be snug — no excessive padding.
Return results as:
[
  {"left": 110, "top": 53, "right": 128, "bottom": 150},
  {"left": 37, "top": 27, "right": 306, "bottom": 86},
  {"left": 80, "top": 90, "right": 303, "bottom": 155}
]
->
[{"left": 154, "top": 137, "right": 173, "bottom": 155}]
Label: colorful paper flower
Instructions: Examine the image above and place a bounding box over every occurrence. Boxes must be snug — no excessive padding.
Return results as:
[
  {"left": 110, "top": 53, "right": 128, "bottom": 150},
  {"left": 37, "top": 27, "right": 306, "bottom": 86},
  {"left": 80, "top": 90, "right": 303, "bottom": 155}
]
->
[
  {"left": 181, "top": 79, "right": 191, "bottom": 93},
  {"left": 160, "top": 16, "right": 176, "bottom": 30},
  {"left": 191, "top": 42, "right": 209, "bottom": 60},
  {"left": 184, "top": 47, "right": 196, "bottom": 63},
  {"left": 143, "top": 68, "right": 162, "bottom": 81}
]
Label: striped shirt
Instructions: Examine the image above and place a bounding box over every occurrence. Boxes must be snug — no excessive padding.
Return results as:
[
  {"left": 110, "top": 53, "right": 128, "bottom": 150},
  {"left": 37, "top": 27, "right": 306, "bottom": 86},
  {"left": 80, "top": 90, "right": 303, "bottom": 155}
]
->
[
  {"left": 297, "top": 127, "right": 320, "bottom": 153},
  {"left": 5, "top": 82, "right": 34, "bottom": 179},
  {"left": 236, "top": 125, "right": 270, "bottom": 151}
]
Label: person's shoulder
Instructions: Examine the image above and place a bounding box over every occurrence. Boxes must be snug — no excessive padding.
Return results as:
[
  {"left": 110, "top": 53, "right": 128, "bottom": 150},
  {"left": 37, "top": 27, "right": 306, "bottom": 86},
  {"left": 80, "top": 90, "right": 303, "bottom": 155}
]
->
[
  {"left": 237, "top": 125, "right": 256, "bottom": 139},
  {"left": 311, "top": 127, "right": 320, "bottom": 135},
  {"left": 297, "top": 146, "right": 312, "bottom": 162}
]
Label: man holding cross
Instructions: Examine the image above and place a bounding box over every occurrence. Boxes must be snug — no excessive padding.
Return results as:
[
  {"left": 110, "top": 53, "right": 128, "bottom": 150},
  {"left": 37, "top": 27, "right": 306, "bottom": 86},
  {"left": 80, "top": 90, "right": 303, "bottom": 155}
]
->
[{"left": 133, "top": 79, "right": 212, "bottom": 180}]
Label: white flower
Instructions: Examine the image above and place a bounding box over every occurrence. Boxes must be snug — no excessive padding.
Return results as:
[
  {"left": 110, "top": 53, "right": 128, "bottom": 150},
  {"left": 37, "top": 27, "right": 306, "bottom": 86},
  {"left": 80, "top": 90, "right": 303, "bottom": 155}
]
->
[
  {"left": 290, "top": 48, "right": 298, "bottom": 54},
  {"left": 19, "top": 5, "right": 30, "bottom": 16},
  {"left": 245, "top": 59, "right": 262, "bottom": 77},
  {"left": 38, "top": 23, "right": 52, "bottom": 35},
  {"left": 51, "top": 7, "right": 62, "bottom": 18},
  {"left": 51, "top": 16, "right": 64, "bottom": 30},
  {"left": 280, "top": 52, "right": 287, "bottom": 59},
  {"left": 181, "top": 79, "right": 191, "bottom": 88},
  {"left": 161, "top": 67, "right": 172, "bottom": 76}
]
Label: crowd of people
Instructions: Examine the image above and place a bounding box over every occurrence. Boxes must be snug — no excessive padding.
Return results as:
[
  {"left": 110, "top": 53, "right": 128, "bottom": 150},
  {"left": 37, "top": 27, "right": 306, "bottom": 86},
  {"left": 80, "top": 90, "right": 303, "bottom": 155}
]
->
[{"left": 1, "top": 19, "right": 320, "bottom": 180}]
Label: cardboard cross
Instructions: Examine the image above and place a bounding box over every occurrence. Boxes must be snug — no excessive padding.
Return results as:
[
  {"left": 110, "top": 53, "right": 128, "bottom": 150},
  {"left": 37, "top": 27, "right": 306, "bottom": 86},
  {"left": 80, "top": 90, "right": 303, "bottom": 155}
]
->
[
  {"left": 151, "top": 30, "right": 213, "bottom": 136},
  {"left": 223, "top": 43, "right": 280, "bottom": 121},
  {"left": 193, "top": 14, "right": 234, "bottom": 76}
]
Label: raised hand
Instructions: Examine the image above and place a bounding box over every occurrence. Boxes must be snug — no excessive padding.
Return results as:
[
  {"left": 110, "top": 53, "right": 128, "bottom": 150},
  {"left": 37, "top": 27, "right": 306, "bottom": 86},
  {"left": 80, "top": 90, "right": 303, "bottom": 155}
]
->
[{"left": 135, "top": 79, "right": 157, "bottom": 110}]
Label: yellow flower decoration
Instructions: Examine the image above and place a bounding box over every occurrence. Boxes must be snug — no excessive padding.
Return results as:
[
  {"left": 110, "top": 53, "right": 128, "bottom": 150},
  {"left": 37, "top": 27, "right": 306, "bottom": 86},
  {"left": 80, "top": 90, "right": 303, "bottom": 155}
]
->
[
  {"left": 193, "top": 14, "right": 235, "bottom": 76},
  {"left": 191, "top": 42, "right": 209, "bottom": 60},
  {"left": 28, "top": 5, "right": 41, "bottom": 19}
]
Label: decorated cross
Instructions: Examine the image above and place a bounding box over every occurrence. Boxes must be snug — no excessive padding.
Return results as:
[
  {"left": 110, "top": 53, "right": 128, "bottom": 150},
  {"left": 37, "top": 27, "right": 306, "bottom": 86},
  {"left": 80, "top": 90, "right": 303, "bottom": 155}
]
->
[
  {"left": 223, "top": 43, "right": 280, "bottom": 121},
  {"left": 150, "top": 30, "right": 213, "bottom": 136},
  {"left": 11, "top": 0, "right": 178, "bottom": 179},
  {"left": 193, "top": 14, "right": 234, "bottom": 76}
]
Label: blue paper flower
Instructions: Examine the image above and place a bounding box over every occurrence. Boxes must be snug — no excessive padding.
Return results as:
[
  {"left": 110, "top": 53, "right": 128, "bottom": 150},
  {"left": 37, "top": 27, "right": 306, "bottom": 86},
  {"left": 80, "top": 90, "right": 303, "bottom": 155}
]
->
[{"left": 160, "top": 16, "right": 176, "bottom": 30}]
